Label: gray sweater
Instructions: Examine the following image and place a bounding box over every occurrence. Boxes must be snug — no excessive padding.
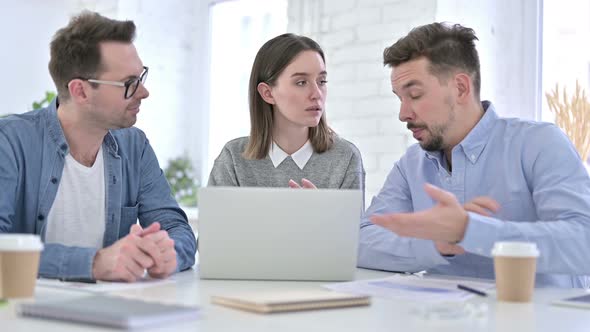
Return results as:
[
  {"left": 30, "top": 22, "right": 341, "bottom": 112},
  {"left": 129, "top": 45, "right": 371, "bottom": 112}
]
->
[{"left": 208, "top": 136, "right": 365, "bottom": 201}]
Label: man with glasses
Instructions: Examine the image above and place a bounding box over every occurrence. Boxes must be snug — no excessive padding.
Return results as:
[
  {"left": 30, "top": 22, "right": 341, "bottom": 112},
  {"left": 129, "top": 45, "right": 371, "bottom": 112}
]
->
[{"left": 0, "top": 11, "right": 196, "bottom": 282}]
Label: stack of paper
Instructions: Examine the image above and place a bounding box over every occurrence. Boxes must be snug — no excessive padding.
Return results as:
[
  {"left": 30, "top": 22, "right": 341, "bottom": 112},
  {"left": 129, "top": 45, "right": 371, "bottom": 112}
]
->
[
  {"left": 324, "top": 275, "right": 495, "bottom": 303},
  {"left": 36, "top": 277, "right": 175, "bottom": 293}
]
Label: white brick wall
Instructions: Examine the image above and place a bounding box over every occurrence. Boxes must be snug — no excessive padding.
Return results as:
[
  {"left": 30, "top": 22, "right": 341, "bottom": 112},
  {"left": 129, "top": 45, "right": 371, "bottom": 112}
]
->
[
  {"left": 322, "top": 0, "right": 356, "bottom": 14},
  {"left": 74, "top": 0, "right": 118, "bottom": 14},
  {"left": 288, "top": 0, "right": 436, "bottom": 200}
]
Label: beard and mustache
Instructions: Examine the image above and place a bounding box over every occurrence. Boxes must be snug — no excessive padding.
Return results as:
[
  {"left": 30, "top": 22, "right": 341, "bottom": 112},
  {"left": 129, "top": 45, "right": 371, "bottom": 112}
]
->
[
  {"left": 406, "top": 100, "right": 455, "bottom": 152},
  {"left": 407, "top": 122, "right": 445, "bottom": 151}
]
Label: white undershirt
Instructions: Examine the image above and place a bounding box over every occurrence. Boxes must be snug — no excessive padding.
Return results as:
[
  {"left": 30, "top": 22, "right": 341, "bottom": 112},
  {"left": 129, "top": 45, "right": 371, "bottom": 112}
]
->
[{"left": 45, "top": 146, "right": 106, "bottom": 249}]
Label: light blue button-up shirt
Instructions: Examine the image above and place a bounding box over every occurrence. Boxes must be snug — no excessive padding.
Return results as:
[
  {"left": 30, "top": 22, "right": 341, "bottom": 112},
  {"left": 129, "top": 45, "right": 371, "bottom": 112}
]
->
[
  {"left": 358, "top": 101, "right": 590, "bottom": 288},
  {"left": 0, "top": 100, "right": 197, "bottom": 279}
]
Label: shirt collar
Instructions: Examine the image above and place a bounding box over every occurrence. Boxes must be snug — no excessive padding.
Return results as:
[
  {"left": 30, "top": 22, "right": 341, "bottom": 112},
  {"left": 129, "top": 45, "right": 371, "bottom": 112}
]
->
[
  {"left": 46, "top": 98, "right": 119, "bottom": 157},
  {"left": 424, "top": 100, "right": 498, "bottom": 165},
  {"left": 458, "top": 100, "right": 498, "bottom": 164},
  {"left": 269, "top": 140, "right": 313, "bottom": 169},
  {"left": 45, "top": 98, "right": 70, "bottom": 155}
]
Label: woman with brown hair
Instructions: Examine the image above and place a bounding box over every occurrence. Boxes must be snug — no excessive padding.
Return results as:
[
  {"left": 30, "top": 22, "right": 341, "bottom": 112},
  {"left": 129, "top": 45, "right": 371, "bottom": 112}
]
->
[{"left": 208, "top": 33, "right": 364, "bottom": 195}]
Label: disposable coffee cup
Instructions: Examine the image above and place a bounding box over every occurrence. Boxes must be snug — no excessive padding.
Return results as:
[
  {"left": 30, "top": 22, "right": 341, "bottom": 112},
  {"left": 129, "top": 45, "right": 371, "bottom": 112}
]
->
[
  {"left": 0, "top": 234, "right": 43, "bottom": 299},
  {"left": 492, "top": 242, "right": 539, "bottom": 302}
]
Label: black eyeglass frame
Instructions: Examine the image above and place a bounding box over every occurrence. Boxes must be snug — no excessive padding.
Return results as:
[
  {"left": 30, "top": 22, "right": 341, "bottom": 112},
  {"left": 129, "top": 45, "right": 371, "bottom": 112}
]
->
[{"left": 69, "top": 66, "right": 149, "bottom": 99}]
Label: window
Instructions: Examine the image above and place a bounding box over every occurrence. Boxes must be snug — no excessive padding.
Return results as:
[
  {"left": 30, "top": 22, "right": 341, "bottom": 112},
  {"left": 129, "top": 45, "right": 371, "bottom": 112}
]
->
[
  {"left": 542, "top": 0, "right": 590, "bottom": 122},
  {"left": 207, "top": 0, "right": 287, "bottom": 175}
]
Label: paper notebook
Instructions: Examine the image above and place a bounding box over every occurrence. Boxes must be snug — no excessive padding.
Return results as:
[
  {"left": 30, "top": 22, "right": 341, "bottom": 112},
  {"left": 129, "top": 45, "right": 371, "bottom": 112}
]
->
[
  {"left": 211, "top": 290, "right": 370, "bottom": 314},
  {"left": 18, "top": 295, "right": 199, "bottom": 329}
]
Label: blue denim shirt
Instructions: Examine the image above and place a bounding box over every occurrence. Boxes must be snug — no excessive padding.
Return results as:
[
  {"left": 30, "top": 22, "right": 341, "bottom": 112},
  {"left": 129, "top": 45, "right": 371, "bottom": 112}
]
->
[
  {"left": 0, "top": 100, "right": 196, "bottom": 279},
  {"left": 358, "top": 101, "right": 590, "bottom": 288}
]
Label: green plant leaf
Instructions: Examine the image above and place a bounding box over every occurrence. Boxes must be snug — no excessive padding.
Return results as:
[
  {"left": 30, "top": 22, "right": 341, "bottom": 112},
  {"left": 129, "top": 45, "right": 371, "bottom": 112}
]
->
[
  {"left": 164, "top": 155, "right": 200, "bottom": 207},
  {"left": 31, "top": 91, "right": 56, "bottom": 110}
]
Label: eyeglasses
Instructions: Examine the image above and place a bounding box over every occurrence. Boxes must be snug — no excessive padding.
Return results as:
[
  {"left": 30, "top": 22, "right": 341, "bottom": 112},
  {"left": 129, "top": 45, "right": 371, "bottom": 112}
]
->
[{"left": 76, "top": 66, "right": 149, "bottom": 99}]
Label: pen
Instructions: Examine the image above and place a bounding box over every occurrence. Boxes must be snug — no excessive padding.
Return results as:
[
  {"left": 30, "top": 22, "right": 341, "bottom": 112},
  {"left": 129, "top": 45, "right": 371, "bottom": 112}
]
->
[
  {"left": 403, "top": 271, "right": 425, "bottom": 278},
  {"left": 457, "top": 284, "right": 487, "bottom": 297},
  {"left": 59, "top": 277, "right": 97, "bottom": 284}
]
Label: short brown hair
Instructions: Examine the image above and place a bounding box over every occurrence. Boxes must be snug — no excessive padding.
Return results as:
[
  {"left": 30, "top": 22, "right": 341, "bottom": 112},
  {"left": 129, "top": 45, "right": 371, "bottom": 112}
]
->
[
  {"left": 383, "top": 22, "right": 481, "bottom": 99},
  {"left": 48, "top": 11, "right": 136, "bottom": 100},
  {"left": 244, "top": 33, "right": 334, "bottom": 160}
]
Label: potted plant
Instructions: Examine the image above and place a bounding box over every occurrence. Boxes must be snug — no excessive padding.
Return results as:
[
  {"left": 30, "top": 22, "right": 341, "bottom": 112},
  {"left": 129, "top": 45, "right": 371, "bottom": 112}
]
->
[
  {"left": 546, "top": 81, "right": 590, "bottom": 170},
  {"left": 164, "top": 155, "right": 199, "bottom": 207},
  {"left": 32, "top": 91, "right": 56, "bottom": 110}
]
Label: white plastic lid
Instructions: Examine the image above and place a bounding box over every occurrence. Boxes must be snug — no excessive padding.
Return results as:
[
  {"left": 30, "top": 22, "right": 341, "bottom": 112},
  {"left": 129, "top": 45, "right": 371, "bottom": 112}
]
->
[
  {"left": 0, "top": 234, "right": 43, "bottom": 251},
  {"left": 491, "top": 242, "right": 539, "bottom": 257}
]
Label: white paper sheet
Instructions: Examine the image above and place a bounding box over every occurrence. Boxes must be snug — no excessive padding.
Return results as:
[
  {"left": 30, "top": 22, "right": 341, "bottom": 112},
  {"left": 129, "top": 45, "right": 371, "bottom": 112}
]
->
[
  {"left": 324, "top": 274, "right": 495, "bottom": 303},
  {"left": 36, "top": 276, "right": 175, "bottom": 293}
]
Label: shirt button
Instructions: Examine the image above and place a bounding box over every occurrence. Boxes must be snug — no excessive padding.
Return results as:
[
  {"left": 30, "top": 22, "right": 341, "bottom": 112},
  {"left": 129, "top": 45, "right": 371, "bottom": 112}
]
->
[
  {"left": 471, "top": 154, "right": 476, "bottom": 161},
  {"left": 51, "top": 177, "right": 58, "bottom": 184},
  {"left": 37, "top": 214, "right": 45, "bottom": 221},
  {"left": 60, "top": 144, "right": 67, "bottom": 151}
]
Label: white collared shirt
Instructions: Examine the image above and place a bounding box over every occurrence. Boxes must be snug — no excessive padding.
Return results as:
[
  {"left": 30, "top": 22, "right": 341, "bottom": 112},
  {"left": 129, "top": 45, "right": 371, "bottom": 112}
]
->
[{"left": 269, "top": 140, "right": 313, "bottom": 169}]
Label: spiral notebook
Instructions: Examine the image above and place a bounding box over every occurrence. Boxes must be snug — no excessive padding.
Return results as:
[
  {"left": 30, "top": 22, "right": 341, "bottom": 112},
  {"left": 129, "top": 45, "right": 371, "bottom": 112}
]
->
[
  {"left": 211, "top": 290, "right": 370, "bottom": 314},
  {"left": 18, "top": 295, "right": 199, "bottom": 329}
]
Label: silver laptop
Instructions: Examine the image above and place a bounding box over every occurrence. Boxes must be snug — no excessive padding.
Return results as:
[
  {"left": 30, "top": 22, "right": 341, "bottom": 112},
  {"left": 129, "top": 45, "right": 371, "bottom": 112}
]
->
[{"left": 198, "top": 187, "right": 362, "bottom": 281}]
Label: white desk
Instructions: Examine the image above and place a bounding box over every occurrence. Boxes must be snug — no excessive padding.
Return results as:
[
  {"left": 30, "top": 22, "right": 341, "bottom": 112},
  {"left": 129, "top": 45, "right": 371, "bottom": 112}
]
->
[{"left": 1, "top": 268, "right": 589, "bottom": 331}]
